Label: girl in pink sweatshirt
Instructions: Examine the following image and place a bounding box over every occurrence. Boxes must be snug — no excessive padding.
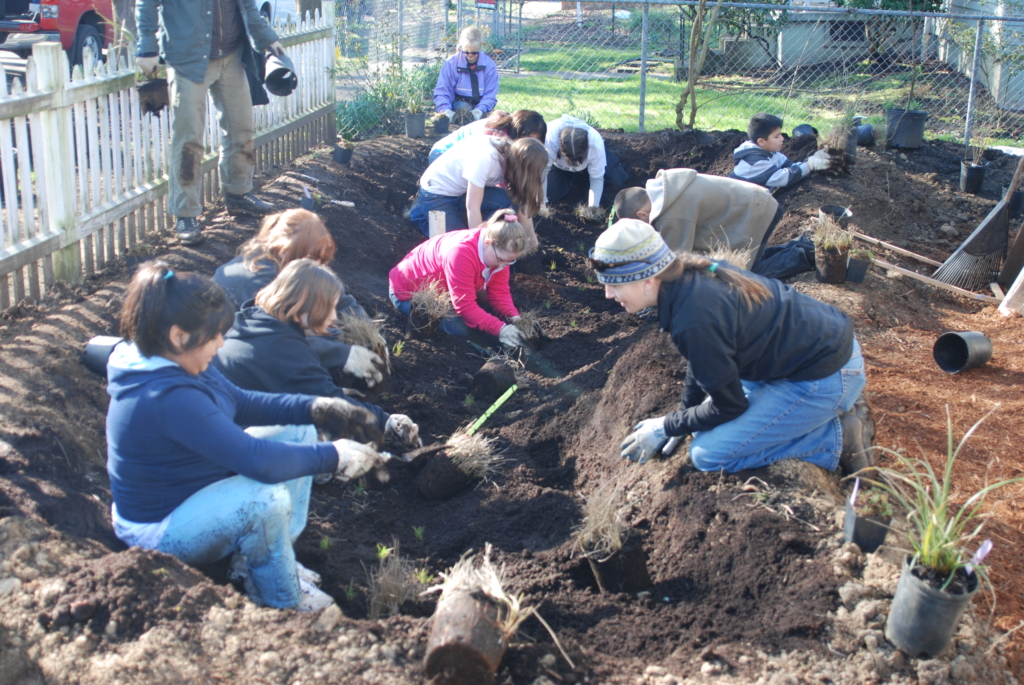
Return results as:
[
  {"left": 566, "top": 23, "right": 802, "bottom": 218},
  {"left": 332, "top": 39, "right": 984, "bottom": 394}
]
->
[{"left": 389, "top": 209, "right": 539, "bottom": 348}]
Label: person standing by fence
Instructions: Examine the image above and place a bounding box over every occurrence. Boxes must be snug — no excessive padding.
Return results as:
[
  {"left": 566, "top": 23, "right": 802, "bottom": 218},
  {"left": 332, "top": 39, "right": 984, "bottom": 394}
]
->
[
  {"left": 433, "top": 26, "right": 499, "bottom": 125},
  {"left": 136, "top": 0, "right": 286, "bottom": 246}
]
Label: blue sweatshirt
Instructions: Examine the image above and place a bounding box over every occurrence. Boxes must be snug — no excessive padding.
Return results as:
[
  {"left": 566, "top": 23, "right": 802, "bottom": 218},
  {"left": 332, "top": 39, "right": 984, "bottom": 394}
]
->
[
  {"left": 106, "top": 343, "right": 339, "bottom": 523},
  {"left": 728, "top": 140, "right": 810, "bottom": 189}
]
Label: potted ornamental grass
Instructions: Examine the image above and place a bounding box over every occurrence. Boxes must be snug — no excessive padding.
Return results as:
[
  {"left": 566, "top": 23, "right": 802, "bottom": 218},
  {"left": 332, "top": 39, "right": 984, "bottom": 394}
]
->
[
  {"left": 884, "top": 66, "right": 928, "bottom": 149},
  {"left": 812, "top": 214, "right": 851, "bottom": 284},
  {"left": 863, "top": 406, "right": 1024, "bottom": 658}
]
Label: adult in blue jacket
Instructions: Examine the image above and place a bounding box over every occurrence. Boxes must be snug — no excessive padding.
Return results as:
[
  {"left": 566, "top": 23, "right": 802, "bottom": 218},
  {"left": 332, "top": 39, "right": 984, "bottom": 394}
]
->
[
  {"left": 106, "top": 261, "right": 388, "bottom": 612},
  {"left": 433, "top": 26, "right": 499, "bottom": 123},
  {"left": 589, "top": 220, "right": 875, "bottom": 475}
]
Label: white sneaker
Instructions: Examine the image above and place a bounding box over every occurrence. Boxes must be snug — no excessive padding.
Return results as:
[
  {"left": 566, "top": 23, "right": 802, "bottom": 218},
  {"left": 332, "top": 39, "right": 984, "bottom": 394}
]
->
[
  {"left": 231, "top": 556, "right": 321, "bottom": 590},
  {"left": 296, "top": 577, "right": 335, "bottom": 612},
  {"left": 313, "top": 472, "right": 333, "bottom": 485},
  {"left": 295, "top": 561, "right": 322, "bottom": 587}
]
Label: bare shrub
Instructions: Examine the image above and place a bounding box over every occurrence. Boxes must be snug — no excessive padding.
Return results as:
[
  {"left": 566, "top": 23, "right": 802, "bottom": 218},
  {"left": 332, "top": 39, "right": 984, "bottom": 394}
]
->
[
  {"left": 367, "top": 538, "right": 418, "bottom": 619},
  {"left": 410, "top": 280, "right": 453, "bottom": 322},
  {"left": 573, "top": 479, "right": 628, "bottom": 561},
  {"left": 446, "top": 429, "right": 504, "bottom": 481}
]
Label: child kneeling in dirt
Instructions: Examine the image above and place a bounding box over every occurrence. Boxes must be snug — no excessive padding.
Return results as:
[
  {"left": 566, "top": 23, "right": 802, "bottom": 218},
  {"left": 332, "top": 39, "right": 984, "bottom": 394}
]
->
[
  {"left": 214, "top": 258, "right": 421, "bottom": 470},
  {"left": 543, "top": 114, "right": 629, "bottom": 219},
  {"left": 590, "top": 220, "right": 875, "bottom": 475},
  {"left": 429, "top": 109, "right": 547, "bottom": 164},
  {"left": 408, "top": 136, "right": 547, "bottom": 235},
  {"left": 730, "top": 113, "right": 831, "bottom": 189},
  {"left": 106, "top": 261, "right": 390, "bottom": 612},
  {"left": 390, "top": 209, "right": 539, "bottom": 349},
  {"left": 214, "top": 209, "right": 384, "bottom": 387}
]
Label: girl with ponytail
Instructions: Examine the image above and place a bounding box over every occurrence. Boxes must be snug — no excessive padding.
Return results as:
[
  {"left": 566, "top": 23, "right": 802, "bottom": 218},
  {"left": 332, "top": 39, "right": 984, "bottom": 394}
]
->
[
  {"left": 590, "top": 220, "right": 874, "bottom": 476},
  {"left": 543, "top": 114, "right": 630, "bottom": 213}
]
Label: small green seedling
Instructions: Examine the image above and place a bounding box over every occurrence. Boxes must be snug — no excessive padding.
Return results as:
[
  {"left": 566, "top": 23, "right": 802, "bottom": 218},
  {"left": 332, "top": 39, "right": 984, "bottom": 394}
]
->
[
  {"left": 570, "top": 320, "right": 578, "bottom": 328},
  {"left": 414, "top": 568, "right": 435, "bottom": 584},
  {"left": 319, "top": 535, "right": 331, "bottom": 550},
  {"left": 392, "top": 340, "right": 405, "bottom": 357},
  {"left": 413, "top": 526, "right": 425, "bottom": 541},
  {"left": 376, "top": 543, "right": 394, "bottom": 560},
  {"left": 343, "top": 580, "right": 356, "bottom": 601},
  {"left": 379, "top": 393, "right": 391, "bottom": 402},
  {"left": 582, "top": 307, "right": 591, "bottom": 314},
  {"left": 549, "top": 260, "right": 557, "bottom": 271},
  {"left": 585, "top": 273, "right": 595, "bottom": 284},
  {"left": 578, "top": 241, "right": 586, "bottom": 253},
  {"left": 354, "top": 482, "right": 366, "bottom": 497},
  {"left": 464, "top": 394, "right": 475, "bottom": 407},
  {"left": 543, "top": 300, "right": 552, "bottom": 310}
]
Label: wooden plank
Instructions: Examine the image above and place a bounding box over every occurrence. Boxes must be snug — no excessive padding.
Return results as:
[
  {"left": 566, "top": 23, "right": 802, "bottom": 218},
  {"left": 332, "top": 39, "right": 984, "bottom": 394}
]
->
[
  {"left": 851, "top": 231, "right": 944, "bottom": 268},
  {"left": 872, "top": 258, "right": 1002, "bottom": 303},
  {"left": 0, "top": 230, "right": 63, "bottom": 277}
]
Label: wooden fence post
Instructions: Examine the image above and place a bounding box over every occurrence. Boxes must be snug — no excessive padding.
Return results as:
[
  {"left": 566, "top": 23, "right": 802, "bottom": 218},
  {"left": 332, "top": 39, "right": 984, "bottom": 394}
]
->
[
  {"left": 429, "top": 211, "right": 445, "bottom": 237},
  {"left": 33, "top": 43, "right": 80, "bottom": 283}
]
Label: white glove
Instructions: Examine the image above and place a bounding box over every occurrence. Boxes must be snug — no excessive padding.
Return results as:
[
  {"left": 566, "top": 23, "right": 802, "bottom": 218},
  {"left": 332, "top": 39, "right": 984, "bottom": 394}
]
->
[
  {"left": 807, "top": 149, "right": 832, "bottom": 172},
  {"left": 620, "top": 416, "right": 668, "bottom": 465},
  {"left": 471, "top": 109, "right": 483, "bottom": 121},
  {"left": 267, "top": 40, "right": 285, "bottom": 56},
  {"left": 333, "top": 439, "right": 389, "bottom": 483},
  {"left": 385, "top": 414, "right": 422, "bottom": 449},
  {"left": 136, "top": 56, "right": 159, "bottom": 76},
  {"left": 443, "top": 110, "right": 455, "bottom": 121},
  {"left": 499, "top": 324, "right": 529, "bottom": 348},
  {"left": 343, "top": 345, "right": 384, "bottom": 387}
]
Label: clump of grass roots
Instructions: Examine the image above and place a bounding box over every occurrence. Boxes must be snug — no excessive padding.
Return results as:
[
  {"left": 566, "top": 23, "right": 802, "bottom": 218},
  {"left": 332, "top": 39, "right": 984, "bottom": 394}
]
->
[
  {"left": 573, "top": 479, "right": 629, "bottom": 562},
  {"left": 337, "top": 314, "right": 390, "bottom": 371},
  {"left": 512, "top": 309, "right": 541, "bottom": 340},
  {"left": 446, "top": 428, "right": 505, "bottom": 481},
  {"left": 410, "top": 280, "right": 453, "bottom": 324},
  {"left": 366, "top": 537, "right": 418, "bottom": 619}
]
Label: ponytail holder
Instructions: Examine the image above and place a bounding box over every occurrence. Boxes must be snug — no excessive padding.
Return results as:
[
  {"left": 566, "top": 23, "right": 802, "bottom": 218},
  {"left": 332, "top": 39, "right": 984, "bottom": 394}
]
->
[
  {"left": 164, "top": 269, "right": 175, "bottom": 280},
  {"left": 504, "top": 213, "right": 517, "bottom": 222},
  {"left": 708, "top": 262, "right": 718, "bottom": 273}
]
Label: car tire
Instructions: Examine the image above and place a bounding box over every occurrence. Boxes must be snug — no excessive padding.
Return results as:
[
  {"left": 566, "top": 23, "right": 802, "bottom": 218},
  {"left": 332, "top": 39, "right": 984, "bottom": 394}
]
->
[{"left": 72, "top": 24, "right": 103, "bottom": 67}]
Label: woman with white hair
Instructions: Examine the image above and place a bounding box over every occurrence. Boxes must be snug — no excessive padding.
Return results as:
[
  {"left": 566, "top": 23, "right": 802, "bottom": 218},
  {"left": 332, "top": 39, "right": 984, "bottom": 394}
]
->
[{"left": 433, "top": 26, "right": 499, "bottom": 123}]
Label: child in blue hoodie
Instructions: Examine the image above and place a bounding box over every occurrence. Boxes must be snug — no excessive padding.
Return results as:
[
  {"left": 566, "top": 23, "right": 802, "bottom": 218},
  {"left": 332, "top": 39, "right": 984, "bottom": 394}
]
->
[
  {"left": 730, "top": 113, "right": 832, "bottom": 189},
  {"left": 106, "top": 261, "right": 389, "bottom": 612}
]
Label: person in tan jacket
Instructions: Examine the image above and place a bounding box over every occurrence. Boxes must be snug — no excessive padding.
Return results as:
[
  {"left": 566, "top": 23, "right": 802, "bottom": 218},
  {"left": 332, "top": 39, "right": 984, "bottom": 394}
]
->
[{"left": 613, "top": 169, "right": 781, "bottom": 268}]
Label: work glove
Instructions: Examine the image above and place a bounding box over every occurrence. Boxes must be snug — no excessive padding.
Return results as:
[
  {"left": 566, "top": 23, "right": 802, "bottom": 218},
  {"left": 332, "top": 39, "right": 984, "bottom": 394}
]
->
[
  {"left": 310, "top": 397, "right": 384, "bottom": 446},
  {"left": 333, "top": 439, "right": 390, "bottom": 483},
  {"left": 268, "top": 40, "right": 285, "bottom": 56},
  {"left": 620, "top": 416, "right": 668, "bottom": 465},
  {"left": 385, "top": 414, "right": 423, "bottom": 450},
  {"left": 471, "top": 109, "right": 483, "bottom": 121},
  {"left": 136, "top": 55, "right": 159, "bottom": 76},
  {"left": 806, "top": 149, "right": 832, "bottom": 172},
  {"left": 343, "top": 345, "right": 385, "bottom": 387},
  {"left": 443, "top": 110, "right": 455, "bottom": 121},
  {"left": 499, "top": 324, "right": 530, "bottom": 348}
]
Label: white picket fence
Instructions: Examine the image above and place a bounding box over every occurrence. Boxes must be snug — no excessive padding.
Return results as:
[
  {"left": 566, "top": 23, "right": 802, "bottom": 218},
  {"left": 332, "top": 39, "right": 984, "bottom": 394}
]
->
[{"left": 0, "top": 2, "right": 337, "bottom": 309}]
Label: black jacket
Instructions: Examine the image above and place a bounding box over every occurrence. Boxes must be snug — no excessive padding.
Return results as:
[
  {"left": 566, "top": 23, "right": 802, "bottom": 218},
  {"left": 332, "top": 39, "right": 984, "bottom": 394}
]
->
[
  {"left": 213, "top": 306, "right": 389, "bottom": 430},
  {"left": 213, "top": 255, "right": 369, "bottom": 368},
  {"left": 657, "top": 263, "right": 853, "bottom": 436}
]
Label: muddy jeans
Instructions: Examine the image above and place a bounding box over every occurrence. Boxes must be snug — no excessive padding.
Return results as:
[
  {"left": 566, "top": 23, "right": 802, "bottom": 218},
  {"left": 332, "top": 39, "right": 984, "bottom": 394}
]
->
[
  {"left": 155, "top": 424, "right": 316, "bottom": 608},
  {"left": 168, "top": 45, "right": 254, "bottom": 218}
]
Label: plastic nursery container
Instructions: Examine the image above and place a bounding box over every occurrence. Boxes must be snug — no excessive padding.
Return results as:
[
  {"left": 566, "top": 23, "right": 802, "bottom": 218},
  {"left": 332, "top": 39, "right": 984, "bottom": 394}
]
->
[
  {"left": 856, "top": 124, "right": 875, "bottom": 147},
  {"left": 885, "top": 556, "right": 979, "bottom": 658},
  {"left": 332, "top": 144, "right": 353, "bottom": 165},
  {"left": 843, "top": 498, "right": 890, "bottom": 554},
  {"left": 932, "top": 331, "right": 993, "bottom": 374},
  {"left": 82, "top": 336, "right": 124, "bottom": 378},
  {"left": 885, "top": 108, "right": 928, "bottom": 149},
  {"left": 1002, "top": 185, "right": 1024, "bottom": 219},
  {"left": 819, "top": 205, "right": 852, "bottom": 230},
  {"left": 433, "top": 116, "right": 450, "bottom": 135},
  {"left": 959, "top": 161, "right": 986, "bottom": 194},
  {"left": 404, "top": 113, "right": 426, "bottom": 139},
  {"left": 585, "top": 538, "right": 654, "bottom": 594}
]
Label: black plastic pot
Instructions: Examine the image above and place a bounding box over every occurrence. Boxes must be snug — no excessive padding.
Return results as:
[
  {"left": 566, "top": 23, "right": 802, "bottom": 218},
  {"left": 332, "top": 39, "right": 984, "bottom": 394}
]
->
[
  {"left": 585, "top": 538, "right": 654, "bottom": 594},
  {"left": 885, "top": 556, "right": 979, "bottom": 658},
  {"left": 815, "top": 246, "right": 849, "bottom": 284},
  {"left": 416, "top": 452, "right": 473, "bottom": 500},
  {"left": 857, "top": 123, "right": 875, "bottom": 147},
  {"left": 792, "top": 124, "right": 818, "bottom": 137},
  {"left": 404, "top": 113, "right": 426, "bottom": 139},
  {"left": 885, "top": 108, "right": 928, "bottom": 149},
  {"left": 433, "top": 116, "right": 450, "bottom": 134},
  {"left": 332, "top": 144, "right": 353, "bottom": 165},
  {"left": 1002, "top": 185, "right": 1024, "bottom": 220},
  {"left": 845, "top": 128, "right": 858, "bottom": 157},
  {"left": 843, "top": 499, "right": 890, "bottom": 554},
  {"left": 82, "top": 336, "right": 124, "bottom": 378},
  {"left": 959, "top": 161, "right": 986, "bottom": 195},
  {"left": 819, "top": 205, "right": 852, "bottom": 230},
  {"left": 933, "top": 331, "right": 993, "bottom": 374}
]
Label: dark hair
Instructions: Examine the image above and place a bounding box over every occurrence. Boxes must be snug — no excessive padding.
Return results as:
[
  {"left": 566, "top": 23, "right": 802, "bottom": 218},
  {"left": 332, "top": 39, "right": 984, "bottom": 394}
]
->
[
  {"left": 558, "top": 126, "right": 589, "bottom": 166},
  {"left": 748, "top": 113, "right": 784, "bottom": 144},
  {"left": 510, "top": 110, "right": 546, "bottom": 141},
  {"left": 120, "top": 260, "right": 235, "bottom": 357},
  {"left": 612, "top": 187, "right": 651, "bottom": 221},
  {"left": 656, "top": 254, "right": 771, "bottom": 310}
]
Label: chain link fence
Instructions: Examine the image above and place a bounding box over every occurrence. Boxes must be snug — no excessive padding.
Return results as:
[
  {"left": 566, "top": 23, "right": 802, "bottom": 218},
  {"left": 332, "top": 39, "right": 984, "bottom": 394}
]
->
[{"left": 333, "top": 0, "right": 1024, "bottom": 148}]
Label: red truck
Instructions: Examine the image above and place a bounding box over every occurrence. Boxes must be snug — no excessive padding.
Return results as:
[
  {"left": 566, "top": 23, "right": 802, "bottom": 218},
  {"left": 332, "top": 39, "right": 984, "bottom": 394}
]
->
[{"left": 0, "top": 0, "right": 110, "bottom": 66}]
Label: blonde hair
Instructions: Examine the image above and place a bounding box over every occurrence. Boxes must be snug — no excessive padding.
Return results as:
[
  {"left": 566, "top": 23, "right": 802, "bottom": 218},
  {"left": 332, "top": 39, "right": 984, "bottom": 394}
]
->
[
  {"left": 238, "top": 209, "right": 336, "bottom": 273},
  {"left": 484, "top": 208, "right": 539, "bottom": 257},
  {"left": 255, "top": 259, "right": 343, "bottom": 335},
  {"left": 500, "top": 137, "right": 547, "bottom": 218},
  {"left": 459, "top": 26, "right": 483, "bottom": 51},
  {"left": 656, "top": 254, "right": 771, "bottom": 310}
]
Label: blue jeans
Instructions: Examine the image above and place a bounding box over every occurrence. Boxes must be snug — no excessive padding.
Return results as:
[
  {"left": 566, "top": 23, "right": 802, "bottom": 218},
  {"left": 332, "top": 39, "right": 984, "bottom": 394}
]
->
[
  {"left": 690, "top": 339, "right": 866, "bottom": 473},
  {"left": 389, "top": 285, "right": 471, "bottom": 336},
  {"left": 155, "top": 424, "right": 317, "bottom": 608},
  {"left": 408, "top": 186, "right": 514, "bottom": 236}
]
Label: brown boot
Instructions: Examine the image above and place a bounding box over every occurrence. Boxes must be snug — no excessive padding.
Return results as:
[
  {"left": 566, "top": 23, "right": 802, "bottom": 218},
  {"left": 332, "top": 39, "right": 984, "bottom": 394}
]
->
[{"left": 839, "top": 396, "right": 875, "bottom": 475}]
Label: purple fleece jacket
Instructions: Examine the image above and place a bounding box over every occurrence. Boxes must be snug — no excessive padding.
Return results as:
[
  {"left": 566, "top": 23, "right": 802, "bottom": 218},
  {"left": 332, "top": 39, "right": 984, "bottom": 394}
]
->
[{"left": 433, "top": 51, "right": 499, "bottom": 113}]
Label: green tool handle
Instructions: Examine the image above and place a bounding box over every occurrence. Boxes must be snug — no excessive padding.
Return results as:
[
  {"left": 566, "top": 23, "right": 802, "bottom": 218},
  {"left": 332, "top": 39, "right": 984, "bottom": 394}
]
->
[{"left": 467, "top": 384, "right": 518, "bottom": 435}]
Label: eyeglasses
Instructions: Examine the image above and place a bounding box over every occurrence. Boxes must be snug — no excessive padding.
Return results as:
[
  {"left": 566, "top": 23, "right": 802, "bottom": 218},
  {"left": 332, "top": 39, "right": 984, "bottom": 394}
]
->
[
  {"left": 492, "top": 244, "right": 515, "bottom": 267},
  {"left": 464, "top": 51, "right": 480, "bottom": 56},
  {"left": 588, "top": 257, "right": 635, "bottom": 273}
]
